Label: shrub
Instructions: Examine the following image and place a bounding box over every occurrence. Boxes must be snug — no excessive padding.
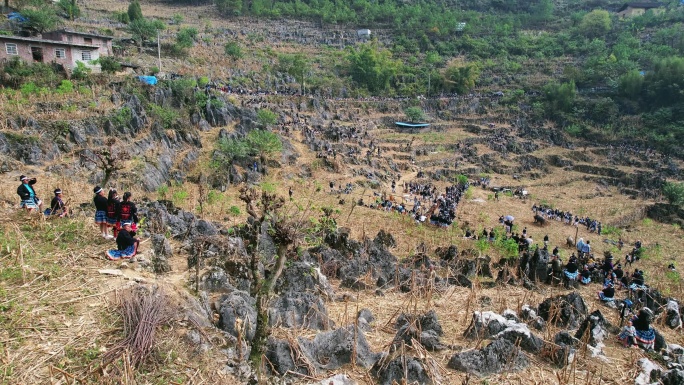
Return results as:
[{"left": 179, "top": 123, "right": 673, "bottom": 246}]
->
[
  {"left": 57, "top": 0, "right": 81, "bottom": 20},
  {"left": 98, "top": 56, "right": 121, "bottom": 73},
  {"left": 56, "top": 80, "right": 74, "bottom": 94},
  {"left": 663, "top": 182, "right": 684, "bottom": 206},
  {"left": 149, "top": 104, "right": 179, "bottom": 129},
  {"left": 72, "top": 61, "right": 91, "bottom": 80}
]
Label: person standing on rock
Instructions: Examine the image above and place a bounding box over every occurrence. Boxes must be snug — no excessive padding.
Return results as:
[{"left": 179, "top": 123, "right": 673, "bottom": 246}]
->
[
  {"left": 93, "top": 186, "right": 110, "bottom": 239},
  {"left": 17, "top": 175, "right": 42, "bottom": 213}
]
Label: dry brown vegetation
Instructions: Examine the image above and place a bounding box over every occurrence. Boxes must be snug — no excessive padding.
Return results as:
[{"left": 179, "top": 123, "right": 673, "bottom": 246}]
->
[{"left": 1, "top": 2, "right": 683, "bottom": 384}]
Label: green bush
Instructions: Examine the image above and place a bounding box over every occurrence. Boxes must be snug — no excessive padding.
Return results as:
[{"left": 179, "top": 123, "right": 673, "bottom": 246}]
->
[
  {"left": 72, "top": 61, "right": 91, "bottom": 80},
  {"left": 56, "top": 80, "right": 74, "bottom": 94},
  {"left": 149, "top": 104, "right": 179, "bottom": 129},
  {"left": 57, "top": 0, "right": 81, "bottom": 20},
  {"left": 663, "top": 182, "right": 684, "bottom": 206},
  {"left": 98, "top": 56, "right": 121, "bottom": 73}
]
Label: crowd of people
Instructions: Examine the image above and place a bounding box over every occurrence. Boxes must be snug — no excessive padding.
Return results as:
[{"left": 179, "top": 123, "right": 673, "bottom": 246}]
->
[
  {"left": 16, "top": 175, "right": 139, "bottom": 261},
  {"left": 532, "top": 204, "right": 603, "bottom": 234},
  {"left": 93, "top": 186, "right": 140, "bottom": 260}
]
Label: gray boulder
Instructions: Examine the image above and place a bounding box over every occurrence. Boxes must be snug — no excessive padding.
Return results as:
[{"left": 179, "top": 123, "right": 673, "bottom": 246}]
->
[
  {"left": 662, "top": 369, "right": 684, "bottom": 385},
  {"left": 299, "top": 325, "right": 379, "bottom": 370},
  {"left": 574, "top": 310, "right": 608, "bottom": 347},
  {"left": 666, "top": 300, "right": 683, "bottom": 329},
  {"left": 150, "top": 234, "right": 172, "bottom": 274},
  {"left": 374, "top": 356, "right": 433, "bottom": 385},
  {"left": 217, "top": 291, "right": 257, "bottom": 341},
  {"left": 447, "top": 338, "right": 529, "bottom": 376},
  {"left": 269, "top": 292, "right": 332, "bottom": 330},
  {"left": 538, "top": 292, "right": 588, "bottom": 328}
]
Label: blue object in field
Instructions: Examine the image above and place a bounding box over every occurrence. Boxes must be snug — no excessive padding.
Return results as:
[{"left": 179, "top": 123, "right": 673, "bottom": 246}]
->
[
  {"left": 639, "top": 71, "right": 645, "bottom": 76},
  {"left": 395, "top": 122, "right": 430, "bottom": 128},
  {"left": 137, "top": 76, "right": 158, "bottom": 85},
  {"left": 8, "top": 12, "right": 28, "bottom": 23}
]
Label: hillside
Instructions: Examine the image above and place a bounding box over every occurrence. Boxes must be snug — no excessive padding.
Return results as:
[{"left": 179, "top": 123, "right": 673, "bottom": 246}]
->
[{"left": 1, "top": 0, "right": 684, "bottom": 384}]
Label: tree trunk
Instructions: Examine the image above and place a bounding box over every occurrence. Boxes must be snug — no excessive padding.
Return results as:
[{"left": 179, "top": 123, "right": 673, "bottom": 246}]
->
[
  {"left": 248, "top": 243, "right": 289, "bottom": 369},
  {"left": 101, "top": 170, "right": 112, "bottom": 189}
]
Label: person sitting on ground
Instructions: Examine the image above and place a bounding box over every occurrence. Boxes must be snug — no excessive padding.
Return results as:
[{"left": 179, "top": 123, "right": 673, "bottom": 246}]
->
[
  {"left": 105, "top": 221, "right": 139, "bottom": 260},
  {"left": 668, "top": 263, "right": 676, "bottom": 271},
  {"left": 631, "top": 308, "right": 656, "bottom": 351},
  {"left": 617, "top": 320, "right": 638, "bottom": 348},
  {"left": 465, "top": 229, "right": 473, "bottom": 239},
  {"left": 599, "top": 281, "right": 615, "bottom": 301},
  {"left": 118, "top": 192, "right": 139, "bottom": 235},
  {"left": 547, "top": 254, "right": 563, "bottom": 285},
  {"left": 614, "top": 263, "right": 624, "bottom": 284},
  {"left": 552, "top": 246, "right": 559, "bottom": 256},
  {"left": 47, "top": 189, "right": 69, "bottom": 217},
  {"left": 543, "top": 234, "right": 549, "bottom": 246},
  {"left": 106, "top": 189, "right": 120, "bottom": 238},
  {"left": 93, "top": 186, "right": 111, "bottom": 239},
  {"left": 17, "top": 175, "right": 43, "bottom": 212},
  {"left": 580, "top": 265, "right": 591, "bottom": 285},
  {"left": 564, "top": 257, "right": 579, "bottom": 282}
]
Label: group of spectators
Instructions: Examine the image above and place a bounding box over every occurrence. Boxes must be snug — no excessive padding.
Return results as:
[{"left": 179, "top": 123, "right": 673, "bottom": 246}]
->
[
  {"left": 533, "top": 204, "right": 603, "bottom": 234},
  {"left": 16, "top": 175, "right": 69, "bottom": 217},
  {"left": 92, "top": 186, "right": 141, "bottom": 261},
  {"left": 16, "top": 175, "right": 141, "bottom": 262}
]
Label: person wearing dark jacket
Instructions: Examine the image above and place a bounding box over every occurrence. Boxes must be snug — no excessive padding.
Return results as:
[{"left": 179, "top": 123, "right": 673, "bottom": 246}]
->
[
  {"left": 48, "top": 189, "right": 68, "bottom": 217},
  {"left": 17, "top": 175, "right": 42, "bottom": 212},
  {"left": 118, "top": 192, "right": 138, "bottom": 235},
  {"left": 106, "top": 189, "right": 120, "bottom": 238},
  {"left": 93, "top": 186, "right": 111, "bottom": 238},
  {"left": 105, "top": 221, "right": 139, "bottom": 260},
  {"left": 599, "top": 282, "right": 615, "bottom": 301}
]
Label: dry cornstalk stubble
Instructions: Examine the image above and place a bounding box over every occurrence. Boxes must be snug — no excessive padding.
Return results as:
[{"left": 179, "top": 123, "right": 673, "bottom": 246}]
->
[{"left": 102, "top": 285, "right": 174, "bottom": 369}]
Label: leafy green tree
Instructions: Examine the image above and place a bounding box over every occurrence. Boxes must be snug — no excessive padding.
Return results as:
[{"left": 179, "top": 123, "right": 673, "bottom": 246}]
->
[
  {"left": 543, "top": 80, "right": 576, "bottom": 114},
  {"left": 257, "top": 109, "right": 277, "bottom": 127},
  {"left": 57, "top": 0, "right": 80, "bottom": 20},
  {"left": 531, "top": 0, "right": 554, "bottom": 23},
  {"left": 346, "top": 42, "right": 399, "bottom": 93},
  {"left": 644, "top": 57, "right": 684, "bottom": 109},
  {"left": 224, "top": 41, "right": 243, "bottom": 61},
  {"left": 128, "top": 18, "right": 165, "bottom": 46},
  {"left": 97, "top": 56, "right": 121, "bottom": 73},
  {"left": 127, "top": 0, "right": 144, "bottom": 22},
  {"left": 277, "top": 53, "right": 310, "bottom": 93},
  {"left": 21, "top": 8, "right": 60, "bottom": 34},
  {"left": 176, "top": 27, "right": 198, "bottom": 49},
  {"left": 246, "top": 130, "right": 282, "bottom": 161},
  {"left": 440, "top": 61, "right": 480, "bottom": 94},
  {"left": 580, "top": 10, "right": 611, "bottom": 38},
  {"left": 618, "top": 70, "right": 644, "bottom": 99},
  {"left": 216, "top": 0, "right": 242, "bottom": 16},
  {"left": 663, "top": 182, "right": 684, "bottom": 206},
  {"left": 404, "top": 106, "right": 425, "bottom": 122}
]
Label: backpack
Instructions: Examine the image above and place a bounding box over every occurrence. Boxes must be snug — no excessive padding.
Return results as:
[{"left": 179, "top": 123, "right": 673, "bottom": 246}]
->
[{"left": 119, "top": 202, "right": 132, "bottom": 221}]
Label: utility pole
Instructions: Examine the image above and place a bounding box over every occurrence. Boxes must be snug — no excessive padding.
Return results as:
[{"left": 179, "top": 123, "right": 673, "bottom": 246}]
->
[{"left": 157, "top": 30, "right": 162, "bottom": 73}]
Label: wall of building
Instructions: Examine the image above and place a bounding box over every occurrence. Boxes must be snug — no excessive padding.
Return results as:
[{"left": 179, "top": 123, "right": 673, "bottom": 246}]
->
[{"left": 1, "top": 40, "right": 80, "bottom": 68}]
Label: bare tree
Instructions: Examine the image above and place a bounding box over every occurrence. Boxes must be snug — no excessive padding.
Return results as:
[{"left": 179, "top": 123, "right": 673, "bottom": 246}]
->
[
  {"left": 79, "top": 138, "right": 131, "bottom": 188},
  {"left": 238, "top": 186, "right": 300, "bottom": 371}
]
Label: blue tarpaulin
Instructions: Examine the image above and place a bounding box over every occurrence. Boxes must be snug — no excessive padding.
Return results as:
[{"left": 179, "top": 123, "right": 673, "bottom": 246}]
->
[
  {"left": 8, "top": 12, "right": 28, "bottom": 23},
  {"left": 137, "top": 76, "right": 158, "bottom": 85},
  {"left": 395, "top": 122, "right": 430, "bottom": 128}
]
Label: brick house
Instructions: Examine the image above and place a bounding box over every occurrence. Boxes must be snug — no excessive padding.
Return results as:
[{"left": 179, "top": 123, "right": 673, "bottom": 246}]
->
[
  {"left": 617, "top": 2, "right": 665, "bottom": 17},
  {"left": 0, "top": 30, "right": 113, "bottom": 72}
]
